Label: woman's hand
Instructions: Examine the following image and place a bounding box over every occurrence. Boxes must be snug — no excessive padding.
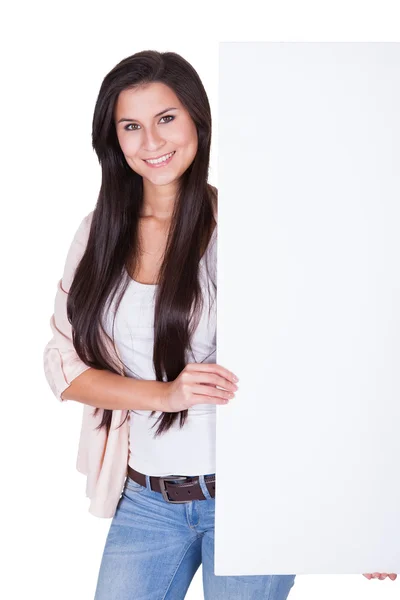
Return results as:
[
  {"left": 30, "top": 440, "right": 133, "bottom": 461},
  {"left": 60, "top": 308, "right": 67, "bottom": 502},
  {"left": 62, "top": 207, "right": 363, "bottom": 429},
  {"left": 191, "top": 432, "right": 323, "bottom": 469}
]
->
[
  {"left": 161, "top": 363, "right": 239, "bottom": 413},
  {"left": 363, "top": 573, "right": 397, "bottom": 580}
]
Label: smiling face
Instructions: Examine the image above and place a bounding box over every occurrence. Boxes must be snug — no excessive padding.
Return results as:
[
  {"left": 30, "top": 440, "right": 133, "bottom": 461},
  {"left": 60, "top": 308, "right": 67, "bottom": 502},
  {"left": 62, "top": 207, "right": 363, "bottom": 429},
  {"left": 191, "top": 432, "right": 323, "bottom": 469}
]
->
[{"left": 114, "top": 82, "right": 198, "bottom": 190}]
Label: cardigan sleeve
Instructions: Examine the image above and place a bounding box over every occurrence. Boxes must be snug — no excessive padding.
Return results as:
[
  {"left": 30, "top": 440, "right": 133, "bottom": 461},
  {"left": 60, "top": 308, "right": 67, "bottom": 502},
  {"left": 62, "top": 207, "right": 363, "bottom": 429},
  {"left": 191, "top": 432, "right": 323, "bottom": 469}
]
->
[{"left": 43, "top": 211, "right": 94, "bottom": 402}]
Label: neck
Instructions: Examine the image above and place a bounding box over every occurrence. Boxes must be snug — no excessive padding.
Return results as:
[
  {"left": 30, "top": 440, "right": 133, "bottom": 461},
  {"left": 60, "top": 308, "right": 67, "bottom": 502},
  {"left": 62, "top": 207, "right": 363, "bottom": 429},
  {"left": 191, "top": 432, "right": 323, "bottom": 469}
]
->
[{"left": 141, "top": 179, "right": 178, "bottom": 220}]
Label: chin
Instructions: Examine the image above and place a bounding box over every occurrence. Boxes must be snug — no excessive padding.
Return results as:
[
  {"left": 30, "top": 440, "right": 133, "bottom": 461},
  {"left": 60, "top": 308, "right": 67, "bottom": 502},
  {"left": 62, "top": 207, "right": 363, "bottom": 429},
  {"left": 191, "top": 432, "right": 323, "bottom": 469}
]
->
[{"left": 144, "top": 172, "right": 180, "bottom": 186}]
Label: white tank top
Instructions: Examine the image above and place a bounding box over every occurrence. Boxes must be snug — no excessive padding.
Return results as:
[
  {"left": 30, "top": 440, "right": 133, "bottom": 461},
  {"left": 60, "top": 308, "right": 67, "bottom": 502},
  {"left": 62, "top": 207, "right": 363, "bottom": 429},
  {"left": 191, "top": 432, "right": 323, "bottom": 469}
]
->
[{"left": 102, "top": 226, "right": 217, "bottom": 476}]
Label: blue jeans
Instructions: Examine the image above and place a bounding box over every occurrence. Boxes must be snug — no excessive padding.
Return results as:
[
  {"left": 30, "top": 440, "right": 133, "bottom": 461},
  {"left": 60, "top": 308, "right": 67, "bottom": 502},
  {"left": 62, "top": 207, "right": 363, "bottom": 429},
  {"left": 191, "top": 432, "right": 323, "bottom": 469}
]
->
[{"left": 94, "top": 474, "right": 296, "bottom": 599}]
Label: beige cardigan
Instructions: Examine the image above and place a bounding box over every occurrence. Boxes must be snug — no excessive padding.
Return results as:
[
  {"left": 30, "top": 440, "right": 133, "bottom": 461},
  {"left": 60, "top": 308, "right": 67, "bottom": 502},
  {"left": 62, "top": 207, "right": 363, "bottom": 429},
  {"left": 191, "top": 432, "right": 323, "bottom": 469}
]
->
[{"left": 43, "top": 206, "right": 217, "bottom": 518}]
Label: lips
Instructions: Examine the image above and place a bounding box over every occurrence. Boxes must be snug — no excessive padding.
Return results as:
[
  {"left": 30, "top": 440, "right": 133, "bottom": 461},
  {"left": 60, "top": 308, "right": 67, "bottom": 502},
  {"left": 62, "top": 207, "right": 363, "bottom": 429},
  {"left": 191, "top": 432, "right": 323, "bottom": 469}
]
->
[
  {"left": 143, "top": 151, "right": 174, "bottom": 161},
  {"left": 143, "top": 151, "right": 176, "bottom": 168}
]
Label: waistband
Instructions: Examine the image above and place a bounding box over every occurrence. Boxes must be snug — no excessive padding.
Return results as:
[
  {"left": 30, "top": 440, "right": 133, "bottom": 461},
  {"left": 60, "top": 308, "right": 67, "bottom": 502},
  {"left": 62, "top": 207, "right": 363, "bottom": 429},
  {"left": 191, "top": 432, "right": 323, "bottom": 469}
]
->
[{"left": 127, "top": 465, "right": 216, "bottom": 504}]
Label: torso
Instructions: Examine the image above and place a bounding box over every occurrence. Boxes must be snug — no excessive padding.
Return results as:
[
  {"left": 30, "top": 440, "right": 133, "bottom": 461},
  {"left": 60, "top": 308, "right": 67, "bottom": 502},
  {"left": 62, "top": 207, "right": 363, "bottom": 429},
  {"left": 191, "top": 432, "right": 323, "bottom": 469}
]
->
[
  {"left": 129, "top": 216, "right": 169, "bottom": 285},
  {"left": 127, "top": 213, "right": 217, "bottom": 286}
]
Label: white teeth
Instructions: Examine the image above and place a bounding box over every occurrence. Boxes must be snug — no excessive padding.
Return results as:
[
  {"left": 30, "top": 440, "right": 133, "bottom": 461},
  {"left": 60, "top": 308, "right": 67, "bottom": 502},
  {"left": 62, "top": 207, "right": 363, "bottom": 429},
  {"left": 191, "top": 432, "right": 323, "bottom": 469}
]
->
[{"left": 145, "top": 151, "right": 174, "bottom": 164}]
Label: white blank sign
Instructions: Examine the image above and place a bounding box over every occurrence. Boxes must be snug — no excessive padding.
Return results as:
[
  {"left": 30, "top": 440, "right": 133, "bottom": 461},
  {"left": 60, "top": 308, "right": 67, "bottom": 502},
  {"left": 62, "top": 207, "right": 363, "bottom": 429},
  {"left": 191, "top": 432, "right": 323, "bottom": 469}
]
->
[{"left": 215, "top": 42, "right": 400, "bottom": 575}]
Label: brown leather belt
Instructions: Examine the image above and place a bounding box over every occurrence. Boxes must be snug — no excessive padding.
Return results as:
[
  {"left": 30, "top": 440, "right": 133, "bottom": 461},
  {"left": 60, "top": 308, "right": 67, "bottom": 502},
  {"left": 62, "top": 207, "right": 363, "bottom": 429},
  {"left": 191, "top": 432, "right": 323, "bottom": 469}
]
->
[{"left": 127, "top": 465, "right": 216, "bottom": 503}]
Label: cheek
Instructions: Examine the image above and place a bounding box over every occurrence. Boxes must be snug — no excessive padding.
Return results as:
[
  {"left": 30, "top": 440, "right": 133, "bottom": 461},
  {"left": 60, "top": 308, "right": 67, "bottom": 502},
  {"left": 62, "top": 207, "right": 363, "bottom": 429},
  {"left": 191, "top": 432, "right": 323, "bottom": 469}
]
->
[
  {"left": 174, "top": 125, "right": 198, "bottom": 152},
  {"left": 118, "top": 134, "right": 141, "bottom": 158}
]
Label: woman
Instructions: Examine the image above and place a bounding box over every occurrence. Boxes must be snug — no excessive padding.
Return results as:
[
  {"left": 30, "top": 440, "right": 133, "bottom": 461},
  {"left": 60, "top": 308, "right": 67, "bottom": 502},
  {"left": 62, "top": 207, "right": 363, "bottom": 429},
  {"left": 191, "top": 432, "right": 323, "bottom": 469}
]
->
[{"left": 43, "top": 50, "right": 395, "bottom": 599}]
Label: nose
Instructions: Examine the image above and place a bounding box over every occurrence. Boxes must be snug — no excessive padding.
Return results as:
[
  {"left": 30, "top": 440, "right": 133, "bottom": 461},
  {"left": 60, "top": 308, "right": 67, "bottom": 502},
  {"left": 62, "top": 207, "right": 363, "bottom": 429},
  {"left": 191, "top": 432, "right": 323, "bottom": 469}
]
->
[{"left": 142, "top": 126, "right": 165, "bottom": 152}]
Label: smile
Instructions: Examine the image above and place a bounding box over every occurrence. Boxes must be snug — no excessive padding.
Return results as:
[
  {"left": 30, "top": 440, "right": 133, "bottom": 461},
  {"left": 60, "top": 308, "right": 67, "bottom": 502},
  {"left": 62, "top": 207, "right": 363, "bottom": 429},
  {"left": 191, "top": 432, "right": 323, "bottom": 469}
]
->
[{"left": 143, "top": 151, "right": 176, "bottom": 167}]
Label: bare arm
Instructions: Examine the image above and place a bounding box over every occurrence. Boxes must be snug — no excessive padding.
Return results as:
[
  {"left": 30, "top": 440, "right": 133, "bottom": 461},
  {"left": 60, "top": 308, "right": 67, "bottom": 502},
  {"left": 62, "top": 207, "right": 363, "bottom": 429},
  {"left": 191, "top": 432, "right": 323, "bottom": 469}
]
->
[
  {"left": 60, "top": 362, "right": 237, "bottom": 412},
  {"left": 61, "top": 367, "right": 166, "bottom": 412}
]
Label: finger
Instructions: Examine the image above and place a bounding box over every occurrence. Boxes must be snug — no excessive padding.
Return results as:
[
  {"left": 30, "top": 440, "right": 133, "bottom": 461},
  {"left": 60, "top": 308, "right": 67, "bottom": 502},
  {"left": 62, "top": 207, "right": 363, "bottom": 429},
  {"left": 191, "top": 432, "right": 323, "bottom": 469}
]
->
[
  {"left": 363, "top": 574, "right": 372, "bottom": 579},
  {"left": 191, "top": 393, "right": 230, "bottom": 406},
  {"left": 389, "top": 574, "right": 397, "bottom": 580},
  {"left": 187, "top": 363, "right": 238, "bottom": 383},
  {"left": 192, "top": 385, "right": 234, "bottom": 401},
  {"left": 198, "top": 373, "right": 238, "bottom": 391}
]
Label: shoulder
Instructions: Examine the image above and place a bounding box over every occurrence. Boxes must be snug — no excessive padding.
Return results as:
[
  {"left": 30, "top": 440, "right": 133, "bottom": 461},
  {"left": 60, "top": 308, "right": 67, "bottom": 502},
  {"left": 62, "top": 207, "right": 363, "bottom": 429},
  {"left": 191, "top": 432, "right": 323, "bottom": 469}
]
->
[
  {"left": 74, "top": 210, "right": 94, "bottom": 247},
  {"left": 82, "top": 210, "right": 94, "bottom": 234},
  {"left": 208, "top": 184, "right": 218, "bottom": 224},
  {"left": 62, "top": 210, "right": 94, "bottom": 288}
]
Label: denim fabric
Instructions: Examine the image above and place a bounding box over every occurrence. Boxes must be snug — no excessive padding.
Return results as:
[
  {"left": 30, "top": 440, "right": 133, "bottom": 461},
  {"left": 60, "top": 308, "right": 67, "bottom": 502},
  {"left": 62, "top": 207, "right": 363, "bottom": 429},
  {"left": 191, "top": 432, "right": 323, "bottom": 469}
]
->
[{"left": 94, "top": 475, "right": 296, "bottom": 599}]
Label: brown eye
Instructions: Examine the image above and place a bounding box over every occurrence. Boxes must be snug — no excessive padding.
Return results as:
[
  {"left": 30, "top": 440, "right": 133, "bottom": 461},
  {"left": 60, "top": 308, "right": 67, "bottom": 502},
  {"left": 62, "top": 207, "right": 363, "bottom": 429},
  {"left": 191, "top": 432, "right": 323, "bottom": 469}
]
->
[
  {"left": 160, "top": 115, "right": 175, "bottom": 124},
  {"left": 124, "top": 115, "right": 175, "bottom": 131},
  {"left": 124, "top": 123, "right": 140, "bottom": 131}
]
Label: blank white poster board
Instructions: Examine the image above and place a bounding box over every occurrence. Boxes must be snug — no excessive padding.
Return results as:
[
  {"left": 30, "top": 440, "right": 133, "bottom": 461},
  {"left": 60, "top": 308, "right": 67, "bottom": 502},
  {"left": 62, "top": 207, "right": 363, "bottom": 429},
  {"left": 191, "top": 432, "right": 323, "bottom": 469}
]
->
[{"left": 215, "top": 42, "right": 400, "bottom": 576}]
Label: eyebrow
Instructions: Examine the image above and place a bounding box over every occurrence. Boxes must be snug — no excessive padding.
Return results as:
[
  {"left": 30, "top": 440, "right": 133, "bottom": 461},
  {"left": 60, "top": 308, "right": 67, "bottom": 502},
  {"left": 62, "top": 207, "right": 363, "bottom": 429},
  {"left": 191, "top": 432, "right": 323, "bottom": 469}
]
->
[{"left": 117, "top": 107, "right": 178, "bottom": 124}]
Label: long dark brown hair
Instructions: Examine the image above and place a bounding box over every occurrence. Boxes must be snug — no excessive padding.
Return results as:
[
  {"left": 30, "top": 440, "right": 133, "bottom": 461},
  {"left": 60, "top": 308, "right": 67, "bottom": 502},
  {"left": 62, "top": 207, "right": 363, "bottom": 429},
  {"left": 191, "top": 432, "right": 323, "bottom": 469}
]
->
[{"left": 67, "top": 50, "right": 217, "bottom": 438}]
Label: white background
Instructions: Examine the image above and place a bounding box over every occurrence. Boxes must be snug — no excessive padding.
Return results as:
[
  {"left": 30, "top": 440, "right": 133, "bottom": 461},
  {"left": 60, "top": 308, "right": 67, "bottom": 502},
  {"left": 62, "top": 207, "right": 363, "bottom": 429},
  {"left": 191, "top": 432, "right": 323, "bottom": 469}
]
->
[
  {"left": 215, "top": 41, "right": 400, "bottom": 575},
  {"left": 2, "top": 0, "right": 400, "bottom": 598}
]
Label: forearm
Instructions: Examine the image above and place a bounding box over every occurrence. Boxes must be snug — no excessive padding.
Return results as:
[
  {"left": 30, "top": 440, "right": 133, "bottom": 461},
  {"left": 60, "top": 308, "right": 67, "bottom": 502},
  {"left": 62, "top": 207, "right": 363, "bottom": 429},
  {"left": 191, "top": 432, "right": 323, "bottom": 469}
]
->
[{"left": 60, "top": 367, "right": 167, "bottom": 411}]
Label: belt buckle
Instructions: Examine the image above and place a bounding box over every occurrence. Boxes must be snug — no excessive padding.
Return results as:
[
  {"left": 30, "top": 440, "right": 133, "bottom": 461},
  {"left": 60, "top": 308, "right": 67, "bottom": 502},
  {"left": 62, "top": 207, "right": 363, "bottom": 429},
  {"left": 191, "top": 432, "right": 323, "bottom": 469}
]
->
[{"left": 159, "top": 475, "right": 192, "bottom": 503}]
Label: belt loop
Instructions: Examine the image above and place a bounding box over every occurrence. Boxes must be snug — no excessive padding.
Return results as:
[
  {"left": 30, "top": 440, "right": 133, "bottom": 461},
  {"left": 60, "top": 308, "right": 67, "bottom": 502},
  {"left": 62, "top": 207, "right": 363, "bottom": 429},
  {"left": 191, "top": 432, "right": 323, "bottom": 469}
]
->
[
  {"left": 145, "top": 474, "right": 151, "bottom": 490},
  {"left": 198, "top": 475, "right": 212, "bottom": 499}
]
